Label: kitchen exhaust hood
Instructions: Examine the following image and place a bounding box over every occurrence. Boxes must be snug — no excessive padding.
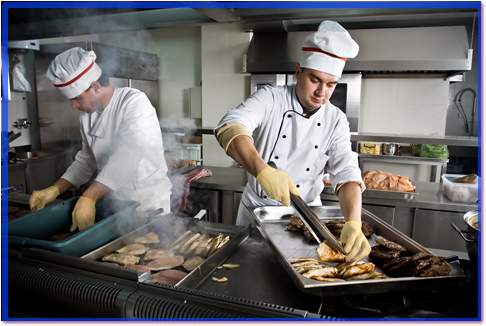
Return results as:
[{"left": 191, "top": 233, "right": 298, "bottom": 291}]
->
[{"left": 246, "top": 25, "right": 471, "bottom": 78}]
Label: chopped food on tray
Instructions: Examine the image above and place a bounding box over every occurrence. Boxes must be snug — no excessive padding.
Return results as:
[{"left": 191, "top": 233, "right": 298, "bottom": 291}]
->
[
  {"left": 144, "top": 249, "right": 175, "bottom": 261},
  {"left": 362, "top": 170, "right": 416, "bottom": 192},
  {"left": 336, "top": 261, "right": 375, "bottom": 279},
  {"left": 116, "top": 243, "right": 149, "bottom": 255},
  {"left": 146, "top": 255, "right": 184, "bottom": 271},
  {"left": 134, "top": 231, "right": 160, "bottom": 244},
  {"left": 152, "top": 270, "right": 187, "bottom": 285},
  {"left": 381, "top": 251, "right": 451, "bottom": 277},
  {"left": 102, "top": 253, "right": 140, "bottom": 265},
  {"left": 302, "top": 266, "right": 339, "bottom": 279}
]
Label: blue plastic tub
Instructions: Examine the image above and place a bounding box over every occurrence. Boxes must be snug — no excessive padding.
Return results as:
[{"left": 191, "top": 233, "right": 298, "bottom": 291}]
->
[{"left": 8, "top": 196, "right": 140, "bottom": 257}]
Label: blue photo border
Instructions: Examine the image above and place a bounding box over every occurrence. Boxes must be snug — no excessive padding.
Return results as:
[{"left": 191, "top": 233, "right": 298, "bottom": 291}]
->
[{"left": 1, "top": 0, "right": 482, "bottom": 323}]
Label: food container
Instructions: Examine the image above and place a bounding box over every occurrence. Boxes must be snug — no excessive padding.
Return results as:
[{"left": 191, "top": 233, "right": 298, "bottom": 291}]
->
[
  {"left": 451, "top": 211, "right": 478, "bottom": 264},
  {"left": 8, "top": 196, "right": 140, "bottom": 257},
  {"left": 381, "top": 143, "right": 396, "bottom": 155},
  {"left": 358, "top": 141, "right": 383, "bottom": 155},
  {"left": 441, "top": 174, "right": 479, "bottom": 203}
]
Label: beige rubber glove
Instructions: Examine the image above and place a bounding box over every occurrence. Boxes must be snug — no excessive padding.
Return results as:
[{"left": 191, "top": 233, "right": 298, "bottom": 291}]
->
[
  {"left": 29, "top": 186, "right": 60, "bottom": 211},
  {"left": 70, "top": 196, "right": 96, "bottom": 232},
  {"left": 256, "top": 167, "right": 300, "bottom": 206},
  {"left": 340, "top": 221, "right": 371, "bottom": 261}
]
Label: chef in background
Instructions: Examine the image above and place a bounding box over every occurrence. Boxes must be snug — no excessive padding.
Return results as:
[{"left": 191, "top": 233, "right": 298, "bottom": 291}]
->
[
  {"left": 215, "top": 21, "right": 370, "bottom": 261},
  {"left": 29, "top": 47, "right": 172, "bottom": 231}
]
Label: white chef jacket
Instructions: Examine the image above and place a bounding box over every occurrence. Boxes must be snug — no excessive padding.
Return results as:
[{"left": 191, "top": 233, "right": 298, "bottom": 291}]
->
[
  {"left": 62, "top": 87, "right": 172, "bottom": 216},
  {"left": 215, "top": 84, "right": 364, "bottom": 226}
]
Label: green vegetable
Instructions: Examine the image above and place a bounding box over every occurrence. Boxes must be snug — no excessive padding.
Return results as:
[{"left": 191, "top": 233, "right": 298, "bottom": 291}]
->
[
  {"left": 412, "top": 144, "right": 422, "bottom": 156},
  {"left": 419, "top": 144, "right": 449, "bottom": 159}
]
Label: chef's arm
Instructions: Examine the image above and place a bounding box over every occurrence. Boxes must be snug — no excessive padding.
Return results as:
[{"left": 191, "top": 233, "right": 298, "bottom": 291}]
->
[
  {"left": 217, "top": 123, "right": 300, "bottom": 206},
  {"left": 81, "top": 181, "right": 110, "bottom": 202},
  {"left": 337, "top": 182, "right": 371, "bottom": 261}
]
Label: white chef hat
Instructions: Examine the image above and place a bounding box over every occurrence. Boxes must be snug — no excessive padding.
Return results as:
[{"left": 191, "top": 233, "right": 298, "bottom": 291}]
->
[
  {"left": 45, "top": 47, "right": 102, "bottom": 99},
  {"left": 299, "top": 20, "right": 359, "bottom": 78}
]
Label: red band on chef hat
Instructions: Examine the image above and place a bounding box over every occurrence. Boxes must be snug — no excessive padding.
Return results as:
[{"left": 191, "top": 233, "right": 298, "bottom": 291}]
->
[
  {"left": 299, "top": 21, "right": 359, "bottom": 78},
  {"left": 45, "top": 47, "right": 102, "bottom": 99}
]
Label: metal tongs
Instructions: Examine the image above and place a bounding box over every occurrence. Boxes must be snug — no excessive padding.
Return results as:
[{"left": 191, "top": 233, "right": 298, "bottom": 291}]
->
[{"left": 267, "top": 161, "right": 347, "bottom": 255}]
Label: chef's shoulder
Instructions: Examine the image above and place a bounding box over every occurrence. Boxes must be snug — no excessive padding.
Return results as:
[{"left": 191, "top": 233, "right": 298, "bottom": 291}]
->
[{"left": 116, "top": 87, "right": 154, "bottom": 111}]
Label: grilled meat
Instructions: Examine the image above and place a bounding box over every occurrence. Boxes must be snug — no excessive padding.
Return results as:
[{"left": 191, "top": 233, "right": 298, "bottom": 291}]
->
[
  {"left": 345, "top": 271, "right": 390, "bottom": 281},
  {"left": 312, "top": 277, "right": 346, "bottom": 282},
  {"left": 125, "top": 264, "right": 151, "bottom": 273},
  {"left": 375, "top": 238, "right": 407, "bottom": 252},
  {"left": 316, "top": 241, "right": 346, "bottom": 263},
  {"left": 143, "top": 249, "right": 175, "bottom": 261},
  {"left": 182, "top": 256, "right": 205, "bottom": 272},
  {"left": 102, "top": 253, "right": 140, "bottom": 265},
  {"left": 370, "top": 245, "right": 401, "bottom": 260},
  {"left": 116, "top": 244, "right": 149, "bottom": 256},
  {"left": 302, "top": 266, "right": 339, "bottom": 279},
  {"left": 288, "top": 257, "right": 319, "bottom": 264},
  {"left": 152, "top": 269, "right": 187, "bottom": 285},
  {"left": 134, "top": 231, "right": 160, "bottom": 244},
  {"left": 178, "top": 233, "right": 201, "bottom": 254},
  {"left": 146, "top": 255, "right": 184, "bottom": 271}
]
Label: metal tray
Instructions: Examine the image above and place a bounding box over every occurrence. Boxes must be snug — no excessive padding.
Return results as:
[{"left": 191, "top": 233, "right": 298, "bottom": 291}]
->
[
  {"left": 323, "top": 186, "right": 416, "bottom": 200},
  {"left": 250, "top": 205, "right": 466, "bottom": 298},
  {"left": 81, "top": 214, "right": 250, "bottom": 288}
]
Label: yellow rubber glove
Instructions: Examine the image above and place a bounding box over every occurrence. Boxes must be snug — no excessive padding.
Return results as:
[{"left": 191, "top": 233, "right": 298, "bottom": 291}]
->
[
  {"left": 256, "top": 166, "right": 300, "bottom": 206},
  {"left": 70, "top": 196, "right": 96, "bottom": 232},
  {"left": 29, "top": 186, "right": 60, "bottom": 211},
  {"left": 340, "top": 221, "right": 371, "bottom": 261}
]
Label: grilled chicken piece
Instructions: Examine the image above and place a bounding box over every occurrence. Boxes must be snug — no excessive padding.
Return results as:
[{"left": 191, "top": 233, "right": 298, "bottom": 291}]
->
[
  {"left": 193, "top": 237, "right": 213, "bottom": 257},
  {"left": 182, "top": 256, "right": 206, "bottom": 272},
  {"left": 134, "top": 231, "right": 160, "bottom": 244},
  {"left": 144, "top": 249, "right": 175, "bottom": 261},
  {"left": 217, "top": 235, "right": 230, "bottom": 249},
  {"left": 302, "top": 266, "right": 339, "bottom": 279},
  {"left": 288, "top": 257, "right": 319, "bottom": 264},
  {"left": 125, "top": 264, "right": 151, "bottom": 273},
  {"left": 116, "top": 244, "right": 149, "bottom": 256},
  {"left": 102, "top": 253, "right": 140, "bottom": 265},
  {"left": 340, "top": 262, "right": 375, "bottom": 279},
  {"left": 152, "top": 269, "right": 188, "bottom": 286},
  {"left": 317, "top": 241, "right": 346, "bottom": 263},
  {"left": 208, "top": 234, "right": 224, "bottom": 257},
  {"left": 146, "top": 255, "right": 184, "bottom": 271},
  {"left": 171, "top": 230, "right": 194, "bottom": 249},
  {"left": 184, "top": 234, "right": 206, "bottom": 257},
  {"left": 178, "top": 233, "right": 201, "bottom": 254},
  {"left": 312, "top": 277, "right": 346, "bottom": 282},
  {"left": 345, "top": 271, "right": 390, "bottom": 281}
]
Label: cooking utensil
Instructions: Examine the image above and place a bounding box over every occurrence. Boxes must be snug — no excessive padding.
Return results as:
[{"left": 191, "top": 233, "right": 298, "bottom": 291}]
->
[
  {"left": 193, "top": 209, "right": 207, "bottom": 223},
  {"left": 451, "top": 210, "right": 478, "bottom": 263},
  {"left": 381, "top": 143, "right": 396, "bottom": 155},
  {"left": 267, "top": 161, "right": 346, "bottom": 255}
]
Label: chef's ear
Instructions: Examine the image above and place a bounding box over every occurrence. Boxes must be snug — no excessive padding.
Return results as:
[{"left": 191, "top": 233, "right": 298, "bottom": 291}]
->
[
  {"left": 295, "top": 64, "right": 302, "bottom": 79},
  {"left": 90, "top": 81, "right": 102, "bottom": 93}
]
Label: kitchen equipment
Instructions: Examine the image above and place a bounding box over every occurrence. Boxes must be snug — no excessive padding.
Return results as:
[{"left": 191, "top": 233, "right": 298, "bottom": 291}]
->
[
  {"left": 451, "top": 210, "right": 478, "bottom": 264},
  {"left": 442, "top": 174, "right": 479, "bottom": 203},
  {"left": 358, "top": 141, "right": 382, "bottom": 155},
  {"left": 16, "top": 151, "right": 39, "bottom": 159},
  {"left": 8, "top": 196, "right": 140, "bottom": 256},
  {"left": 290, "top": 193, "right": 346, "bottom": 255},
  {"left": 250, "top": 205, "right": 466, "bottom": 298},
  {"left": 323, "top": 185, "right": 416, "bottom": 200},
  {"left": 381, "top": 143, "right": 396, "bottom": 155},
  {"left": 81, "top": 213, "right": 250, "bottom": 288}
]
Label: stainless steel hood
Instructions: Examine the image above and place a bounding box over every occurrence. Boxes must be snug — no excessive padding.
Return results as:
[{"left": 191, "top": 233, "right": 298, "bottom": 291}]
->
[{"left": 246, "top": 25, "right": 471, "bottom": 78}]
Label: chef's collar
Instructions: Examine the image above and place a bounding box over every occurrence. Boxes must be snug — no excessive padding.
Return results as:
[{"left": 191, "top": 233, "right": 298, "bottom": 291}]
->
[{"left": 296, "top": 93, "right": 320, "bottom": 118}]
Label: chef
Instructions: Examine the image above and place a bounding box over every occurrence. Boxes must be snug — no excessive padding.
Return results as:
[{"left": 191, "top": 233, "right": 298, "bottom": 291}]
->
[
  {"left": 215, "top": 21, "right": 370, "bottom": 261},
  {"left": 29, "top": 47, "right": 172, "bottom": 231}
]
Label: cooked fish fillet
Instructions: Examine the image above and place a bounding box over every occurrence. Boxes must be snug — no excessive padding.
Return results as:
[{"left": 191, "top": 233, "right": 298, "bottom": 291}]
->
[
  {"left": 144, "top": 249, "right": 175, "bottom": 261},
  {"left": 342, "top": 262, "right": 375, "bottom": 279},
  {"left": 289, "top": 257, "right": 319, "bottom": 264},
  {"left": 317, "top": 241, "right": 346, "bottom": 263},
  {"left": 178, "top": 233, "right": 201, "bottom": 254},
  {"left": 102, "top": 253, "right": 140, "bottom": 265},
  {"left": 313, "top": 277, "right": 346, "bottom": 282},
  {"left": 302, "top": 266, "right": 338, "bottom": 279},
  {"left": 152, "top": 269, "right": 188, "bottom": 286},
  {"left": 116, "top": 244, "right": 149, "bottom": 255},
  {"left": 134, "top": 231, "right": 160, "bottom": 244},
  {"left": 171, "top": 230, "right": 194, "bottom": 249},
  {"left": 146, "top": 255, "right": 184, "bottom": 271},
  {"left": 182, "top": 256, "right": 206, "bottom": 272},
  {"left": 193, "top": 237, "right": 213, "bottom": 257},
  {"left": 125, "top": 264, "right": 151, "bottom": 273}
]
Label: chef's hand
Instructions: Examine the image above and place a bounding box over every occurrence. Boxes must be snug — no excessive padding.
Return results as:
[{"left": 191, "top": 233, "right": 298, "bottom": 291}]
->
[
  {"left": 29, "top": 186, "right": 60, "bottom": 211},
  {"left": 256, "top": 166, "right": 300, "bottom": 206},
  {"left": 340, "top": 221, "right": 371, "bottom": 261},
  {"left": 70, "top": 196, "right": 96, "bottom": 232}
]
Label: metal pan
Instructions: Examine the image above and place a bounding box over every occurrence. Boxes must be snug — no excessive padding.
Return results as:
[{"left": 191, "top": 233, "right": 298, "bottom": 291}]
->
[
  {"left": 249, "top": 205, "right": 466, "bottom": 298},
  {"left": 323, "top": 186, "right": 416, "bottom": 200}
]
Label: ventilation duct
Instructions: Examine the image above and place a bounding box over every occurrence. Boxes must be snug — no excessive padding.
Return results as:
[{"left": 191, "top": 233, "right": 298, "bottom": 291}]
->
[{"left": 246, "top": 26, "right": 471, "bottom": 78}]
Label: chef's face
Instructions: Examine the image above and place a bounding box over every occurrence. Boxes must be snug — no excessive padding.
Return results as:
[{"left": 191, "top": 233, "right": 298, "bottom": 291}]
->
[
  {"left": 294, "top": 64, "right": 339, "bottom": 111},
  {"left": 70, "top": 83, "right": 102, "bottom": 114}
]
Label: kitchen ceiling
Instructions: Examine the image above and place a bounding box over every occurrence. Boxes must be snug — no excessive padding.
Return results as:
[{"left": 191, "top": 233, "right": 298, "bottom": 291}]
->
[{"left": 7, "top": 5, "right": 477, "bottom": 41}]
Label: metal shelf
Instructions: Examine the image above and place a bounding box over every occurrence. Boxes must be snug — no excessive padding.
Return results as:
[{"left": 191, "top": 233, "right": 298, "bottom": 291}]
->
[{"left": 351, "top": 132, "right": 478, "bottom": 147}]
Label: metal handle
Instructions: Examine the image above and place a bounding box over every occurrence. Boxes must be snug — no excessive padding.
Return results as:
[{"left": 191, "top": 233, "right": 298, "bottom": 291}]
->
[
  {"left": 194, "top": 209, "right": 207, "bottom": 221},
  {"left": 450, "top": 223, "right": 477, "bottom": 243},
  {"left": 13, "top": 118, "right": 32, "bottom": 129}
]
